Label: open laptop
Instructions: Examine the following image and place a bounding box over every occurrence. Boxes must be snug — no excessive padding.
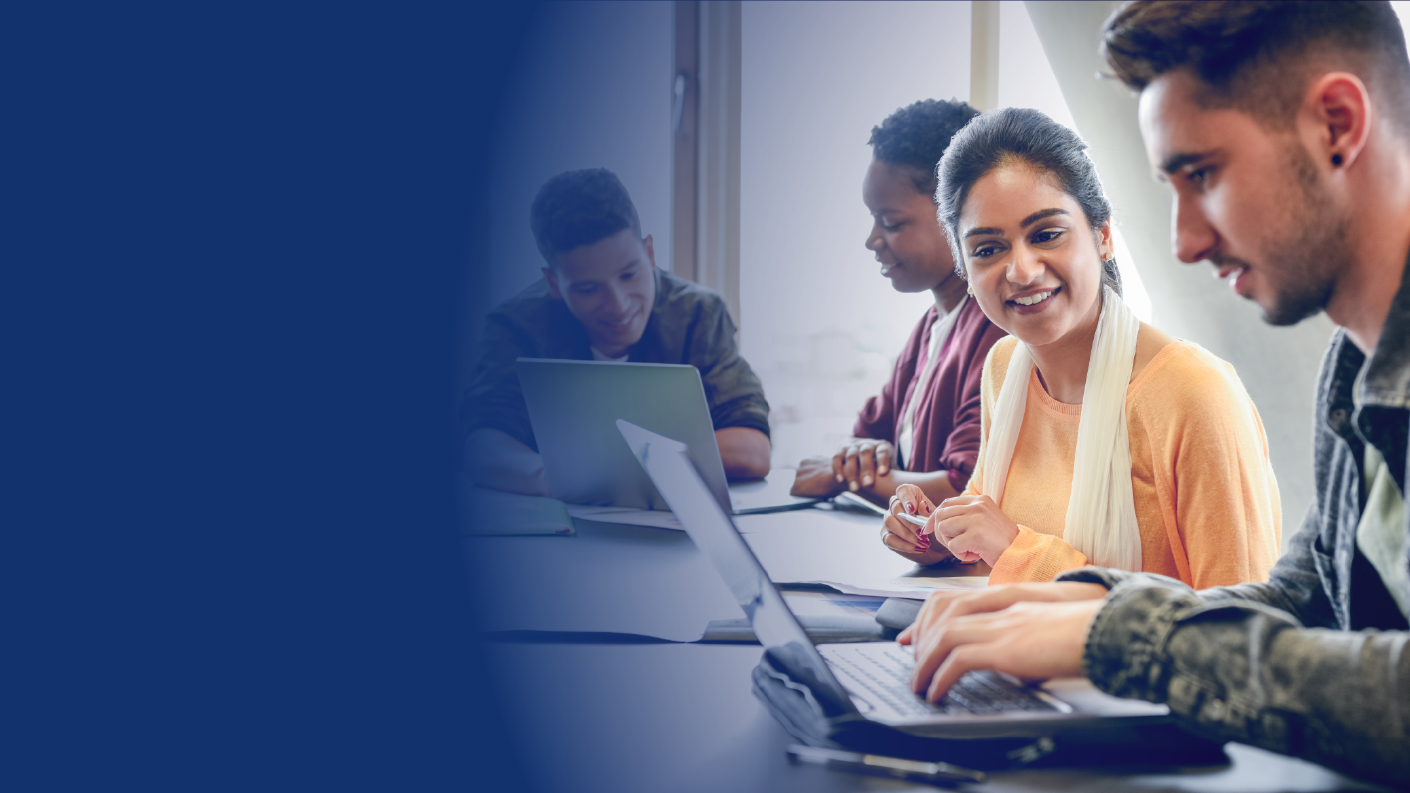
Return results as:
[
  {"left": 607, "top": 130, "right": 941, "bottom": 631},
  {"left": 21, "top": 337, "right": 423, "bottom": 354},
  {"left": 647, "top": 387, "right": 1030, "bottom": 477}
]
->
[
  {"left": 617, "top": 419, "right": 1171, "bottom": 740},
  {"left": 517, "top": 358, "right": 815, "bottom": 515}
]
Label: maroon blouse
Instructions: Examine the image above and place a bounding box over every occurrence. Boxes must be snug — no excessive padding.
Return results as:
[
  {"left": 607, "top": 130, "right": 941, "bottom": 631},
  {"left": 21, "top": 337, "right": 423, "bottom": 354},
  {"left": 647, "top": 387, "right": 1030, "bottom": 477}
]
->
[{"left": 852, "top": 298, "right": 1007, "bottom": 493}]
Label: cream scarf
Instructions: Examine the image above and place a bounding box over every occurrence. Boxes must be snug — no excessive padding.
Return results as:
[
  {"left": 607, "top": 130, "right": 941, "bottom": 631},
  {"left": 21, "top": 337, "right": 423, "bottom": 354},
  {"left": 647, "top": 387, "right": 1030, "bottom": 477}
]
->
[{"left": 979, "top": 286, "right": 1143, "bottom": 571}]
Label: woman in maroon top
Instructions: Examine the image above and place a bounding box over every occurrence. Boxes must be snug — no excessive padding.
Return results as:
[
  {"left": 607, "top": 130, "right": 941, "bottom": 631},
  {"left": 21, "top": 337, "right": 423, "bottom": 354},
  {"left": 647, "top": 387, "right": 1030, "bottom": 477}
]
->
[{"left": 793, "top": 99, "right": 1007, "bottom": 506}]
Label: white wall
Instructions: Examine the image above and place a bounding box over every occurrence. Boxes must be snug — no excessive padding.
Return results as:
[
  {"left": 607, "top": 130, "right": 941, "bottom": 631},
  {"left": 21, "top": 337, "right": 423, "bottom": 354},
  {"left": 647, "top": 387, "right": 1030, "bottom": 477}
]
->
[
  {"left": 740, "top": 0, "right": 972, "bottom": 468},
  {"left": 485, "top": 1, "right": 673, "bottom": 308},
  {"left": 738, "top": 0, "right": 1148, "bottom": 469}
]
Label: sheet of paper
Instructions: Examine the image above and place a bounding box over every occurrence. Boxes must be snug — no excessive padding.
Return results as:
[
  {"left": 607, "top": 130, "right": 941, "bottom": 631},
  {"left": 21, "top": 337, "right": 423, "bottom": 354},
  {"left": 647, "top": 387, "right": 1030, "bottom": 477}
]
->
[
  {"left": 738, "top": 508, "right": 989, "bottom": 598},
  {"left": 811, "top": 575, "right": 989, "bottom": 599},
  {"left": 782, "top": 589, "right": 886, "bottom": 617},
  {"left": 564, "top": 504, "right": 682, "bottom": 530}
]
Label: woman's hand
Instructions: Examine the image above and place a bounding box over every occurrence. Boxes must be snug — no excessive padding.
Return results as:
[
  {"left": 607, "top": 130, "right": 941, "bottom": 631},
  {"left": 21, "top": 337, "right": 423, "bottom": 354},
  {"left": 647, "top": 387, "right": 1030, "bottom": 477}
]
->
[
  {"left": 880, "top": 484, "right": 953, "bottom": 565},
  {"left": 929, "top": 494, "right": 1021, "bottom": 566}
]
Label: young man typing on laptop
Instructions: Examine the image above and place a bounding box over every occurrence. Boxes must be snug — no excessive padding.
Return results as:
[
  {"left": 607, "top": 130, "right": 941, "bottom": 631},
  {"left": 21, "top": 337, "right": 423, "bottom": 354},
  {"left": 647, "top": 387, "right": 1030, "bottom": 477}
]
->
[
  {"left": 462, "top": 168, "right": 771, "bottom": 495},
  {"left": 898, "top": 2, "right": 1410, "bottom": 784}
]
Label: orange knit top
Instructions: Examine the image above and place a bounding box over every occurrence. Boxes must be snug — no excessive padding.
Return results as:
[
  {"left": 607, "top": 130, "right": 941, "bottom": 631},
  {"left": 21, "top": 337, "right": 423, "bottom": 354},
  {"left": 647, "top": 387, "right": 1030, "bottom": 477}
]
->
[{"left": 965, "top": 336, "right": 1282, "bottom": 587}]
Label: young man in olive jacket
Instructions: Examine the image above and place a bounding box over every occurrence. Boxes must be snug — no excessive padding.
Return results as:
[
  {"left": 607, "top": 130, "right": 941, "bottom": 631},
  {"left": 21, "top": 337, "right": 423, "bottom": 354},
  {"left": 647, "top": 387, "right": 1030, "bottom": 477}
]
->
[
  {"left": 462, "top": 169, "right": 770, "bottom": 494},
  {"left": 898, "top": 2, "right": 1410, "bottom": 785}
]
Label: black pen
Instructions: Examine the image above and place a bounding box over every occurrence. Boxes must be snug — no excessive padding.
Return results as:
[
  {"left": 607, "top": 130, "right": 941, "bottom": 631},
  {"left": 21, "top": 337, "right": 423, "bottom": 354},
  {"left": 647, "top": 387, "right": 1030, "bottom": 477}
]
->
[{"left": 787, "top": 744, "right": 986, "bottom": 787}]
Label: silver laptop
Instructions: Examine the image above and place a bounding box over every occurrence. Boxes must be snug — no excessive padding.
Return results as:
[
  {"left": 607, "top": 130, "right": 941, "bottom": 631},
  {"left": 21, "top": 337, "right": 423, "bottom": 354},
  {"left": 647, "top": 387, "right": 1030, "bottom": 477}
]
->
[
  {"left": 516, "top": 358, "right": 731, "bottom": 512},
  {"left": 617, "top": 419, "right": 1170, "bottom": 739},
  {"left": 519, "top": 358, "right": 817, "bottom": 517}
]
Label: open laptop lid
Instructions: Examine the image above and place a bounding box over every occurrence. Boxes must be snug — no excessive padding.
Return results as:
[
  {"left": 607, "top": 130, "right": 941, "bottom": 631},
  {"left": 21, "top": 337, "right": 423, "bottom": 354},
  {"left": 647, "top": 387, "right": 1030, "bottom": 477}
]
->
[
  {"left": 617, "top": 419, "right": 857, "bottom": 716},
  {"left": 517, "top": 359, "right": 731, "bottom": 513}
]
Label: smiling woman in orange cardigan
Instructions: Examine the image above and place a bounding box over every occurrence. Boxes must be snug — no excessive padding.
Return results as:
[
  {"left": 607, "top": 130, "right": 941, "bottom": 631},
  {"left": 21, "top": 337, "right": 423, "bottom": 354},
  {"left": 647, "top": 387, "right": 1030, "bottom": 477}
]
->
[
  {"left": 878, "top": 108, "right": 1280, "bottom": 588},
  {"left": 953, "top": 334, "right": 1281, "bottom": 586}
]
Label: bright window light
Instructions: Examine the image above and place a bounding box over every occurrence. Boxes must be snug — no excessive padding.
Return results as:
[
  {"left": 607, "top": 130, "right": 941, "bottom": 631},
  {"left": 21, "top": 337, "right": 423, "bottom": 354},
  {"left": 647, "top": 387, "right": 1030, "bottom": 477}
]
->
[{"left": 1394, "top": 1, "right": 1410, "bottom": 31}]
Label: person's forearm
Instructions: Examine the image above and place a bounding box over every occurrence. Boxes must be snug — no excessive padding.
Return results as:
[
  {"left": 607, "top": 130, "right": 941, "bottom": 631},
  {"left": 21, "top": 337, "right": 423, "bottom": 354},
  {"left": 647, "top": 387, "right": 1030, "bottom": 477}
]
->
[
  {"left": 1080, "top": 573, "right": 1410, "bottom": 787},
  {"left": 868, "top": 469, "right": 961, "bottom": 506},
  {"left": 466, "top": 428, "right": 551, "bottom": 495},
  {"left": 716, "top": 426, "right": 770, "bottom": 481},
  {"left": 1058, "top": 566, "right": 1304, "bottom": 615}
]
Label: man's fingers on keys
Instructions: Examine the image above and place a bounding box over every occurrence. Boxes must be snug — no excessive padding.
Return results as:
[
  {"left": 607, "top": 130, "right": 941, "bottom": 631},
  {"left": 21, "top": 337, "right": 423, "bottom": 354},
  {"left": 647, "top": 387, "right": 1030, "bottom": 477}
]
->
[
  {"left": 913, "top": 586, "right": 1099, "bottom": 666},
  {"left": 939, "top": 588, "right": 1018, "bottom": 624},
  {"left": 908, "top": 614, "right": 992, "bottom": 695},
  {"left": 908, "top": 625, "right": 960, "bottom": 695},
  {"left": 927, "top": 644, "right": 998, "bottom": 703},
  {"left": 832, "top": 451, "right": 846, "bottom": 483},
  {"left": 918, "top": 590, "right": 968, "bottom": 626},
  {"left": 918, "top": 591, "right": 979, "bottom": 637},
  {"left": 907, "top": 592, "right": 964, "bottom": 649},
  {"left": 913, "top": 607, "right": 1018, "bottom": 695}
]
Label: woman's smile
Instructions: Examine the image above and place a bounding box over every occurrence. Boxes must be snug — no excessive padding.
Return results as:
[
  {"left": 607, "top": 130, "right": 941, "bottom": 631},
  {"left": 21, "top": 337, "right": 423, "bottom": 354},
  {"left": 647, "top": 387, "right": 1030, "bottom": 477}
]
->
[{"left": 1008, "top": 286, "right": 1061, "bottom": 314}]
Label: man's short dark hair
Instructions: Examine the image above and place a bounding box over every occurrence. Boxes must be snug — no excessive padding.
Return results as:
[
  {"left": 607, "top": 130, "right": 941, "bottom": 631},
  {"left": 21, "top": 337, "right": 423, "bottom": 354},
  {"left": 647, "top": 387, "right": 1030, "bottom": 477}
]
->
[
  {"left": 1102, "top": 1, "right": 1410, "bottom": 130},
  {"left": 529, "top": 168, "right": 642, "bottom": 266},
  {"left": 868, "top": 99, "right": 981, "bottom": 198}
]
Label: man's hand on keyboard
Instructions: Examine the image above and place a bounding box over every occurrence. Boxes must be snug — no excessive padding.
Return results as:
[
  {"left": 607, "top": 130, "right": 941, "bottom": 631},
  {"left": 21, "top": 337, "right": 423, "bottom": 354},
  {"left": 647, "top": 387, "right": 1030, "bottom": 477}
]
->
[
  {"left": 897, "top": 584, "right": 1108, "bottom": 703},
  {"left": 897, "top": 582, "right": 1109, "bottom": 651}
]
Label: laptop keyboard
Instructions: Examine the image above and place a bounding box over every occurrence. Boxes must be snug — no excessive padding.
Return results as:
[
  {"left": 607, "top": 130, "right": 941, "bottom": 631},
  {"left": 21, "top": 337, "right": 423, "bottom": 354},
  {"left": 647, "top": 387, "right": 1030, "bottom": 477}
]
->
[{"left": 823, "top": 643, "right": 1056, "bottom": 718}]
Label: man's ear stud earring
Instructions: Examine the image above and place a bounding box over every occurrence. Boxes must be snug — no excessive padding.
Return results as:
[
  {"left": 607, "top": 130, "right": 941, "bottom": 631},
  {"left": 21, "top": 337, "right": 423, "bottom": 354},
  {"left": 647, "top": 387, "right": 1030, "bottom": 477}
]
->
[{"left": 1332, "top": 153, "right": 1344, "bottom": 166}]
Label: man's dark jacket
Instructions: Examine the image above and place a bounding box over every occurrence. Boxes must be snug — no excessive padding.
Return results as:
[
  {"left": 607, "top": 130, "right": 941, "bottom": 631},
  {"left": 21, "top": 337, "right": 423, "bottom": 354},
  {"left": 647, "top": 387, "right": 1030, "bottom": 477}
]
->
[
  {"left": 461, "top": 268, "right": 770, "bottom": 451},
  {"left": 1058, "top": 253, "right": 1410, "bottom": 785}
]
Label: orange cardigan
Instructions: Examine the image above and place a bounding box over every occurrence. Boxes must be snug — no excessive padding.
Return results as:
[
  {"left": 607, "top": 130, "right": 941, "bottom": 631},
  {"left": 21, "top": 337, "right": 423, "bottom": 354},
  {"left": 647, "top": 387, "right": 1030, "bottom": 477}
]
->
[{"left": 966, "top": 336, "right": 1282, "bottom": 587}]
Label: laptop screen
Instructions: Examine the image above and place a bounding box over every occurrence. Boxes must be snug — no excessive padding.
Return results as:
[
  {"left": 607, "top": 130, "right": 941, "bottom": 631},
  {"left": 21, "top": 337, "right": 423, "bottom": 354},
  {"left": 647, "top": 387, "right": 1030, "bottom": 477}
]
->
[
  {"left": 617, "top": 420, "right": 856, "bottom": 715},
  {"left": 517, "top": 359, "right": 732, "bottom": 513}
]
